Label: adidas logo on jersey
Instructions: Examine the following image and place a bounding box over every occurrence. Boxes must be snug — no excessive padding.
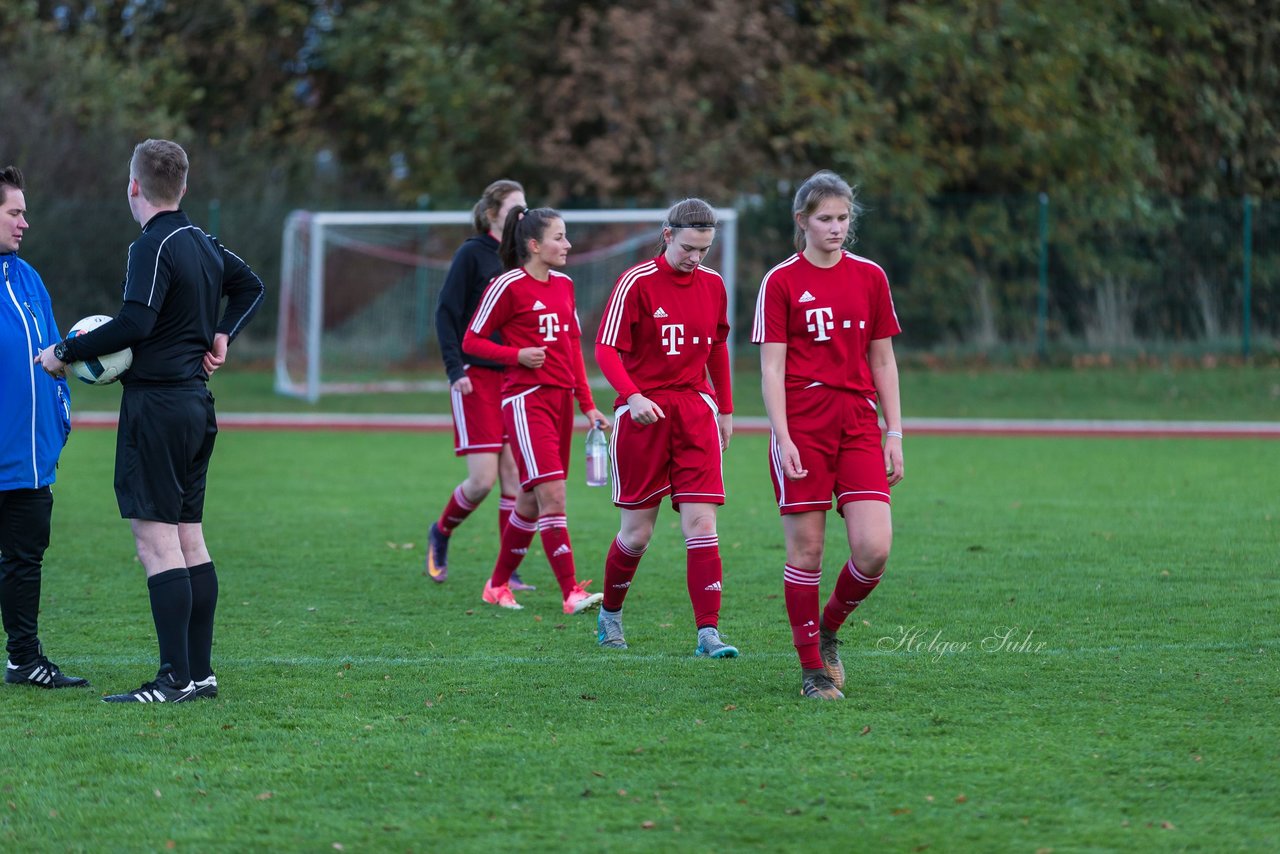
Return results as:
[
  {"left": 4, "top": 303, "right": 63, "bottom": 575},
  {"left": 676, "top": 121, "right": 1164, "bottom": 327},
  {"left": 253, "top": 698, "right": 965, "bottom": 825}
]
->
[
  {"left": 653, "top": 307, "right": 669, "bottom": 318},
  {"left": 704, "top": 581, "right": 722, "bottom": 591},
  {"left": 798, "top": 291, "right": 816, "bottom": 303},
  {"left": 532, "top": 300, "right": 547, "bottom": 310},
  {"left": 553, "top": 544, "right": 571, "bottom": 557}
]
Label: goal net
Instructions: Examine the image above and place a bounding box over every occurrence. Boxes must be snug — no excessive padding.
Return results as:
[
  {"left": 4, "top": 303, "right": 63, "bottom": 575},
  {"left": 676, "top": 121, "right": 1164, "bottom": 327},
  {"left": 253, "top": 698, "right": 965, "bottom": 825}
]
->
[{"left": 275, "top": 208, "right": 738, "bottom": 402}]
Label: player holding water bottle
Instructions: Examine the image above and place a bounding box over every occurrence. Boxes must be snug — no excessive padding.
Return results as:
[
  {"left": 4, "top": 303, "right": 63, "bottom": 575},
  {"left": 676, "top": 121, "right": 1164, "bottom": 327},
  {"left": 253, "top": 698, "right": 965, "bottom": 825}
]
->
[
  {"left": 592, "top": 198, "right": 737, "bottom": 658},
  {"left": 463, "top": 207, "right": 609, "bottom": 615}
]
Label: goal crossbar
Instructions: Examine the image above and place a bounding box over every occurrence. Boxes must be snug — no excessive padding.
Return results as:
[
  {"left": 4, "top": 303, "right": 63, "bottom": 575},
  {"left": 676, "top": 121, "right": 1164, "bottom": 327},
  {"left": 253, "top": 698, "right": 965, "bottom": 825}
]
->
[{"left": 276, "top": 208, "right": 738, "bottom": 402}]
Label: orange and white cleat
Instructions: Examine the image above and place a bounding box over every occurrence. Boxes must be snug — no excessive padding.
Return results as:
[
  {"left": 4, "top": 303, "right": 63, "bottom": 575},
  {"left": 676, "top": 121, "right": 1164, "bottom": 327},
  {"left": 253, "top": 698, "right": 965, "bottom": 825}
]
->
[
  {"left": 482, "top": 580, "right": 523, "bottom": 610},
  {"left": 562, "top": 581, "right": 603, "bottom": 615}
]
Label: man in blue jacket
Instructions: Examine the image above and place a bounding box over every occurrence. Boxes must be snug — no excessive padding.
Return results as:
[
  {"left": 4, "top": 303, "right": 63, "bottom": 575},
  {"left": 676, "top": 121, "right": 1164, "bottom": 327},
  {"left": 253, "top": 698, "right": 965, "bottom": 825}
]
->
[{"left": 0, "top": 166, "right": 87, "bottom": 689}]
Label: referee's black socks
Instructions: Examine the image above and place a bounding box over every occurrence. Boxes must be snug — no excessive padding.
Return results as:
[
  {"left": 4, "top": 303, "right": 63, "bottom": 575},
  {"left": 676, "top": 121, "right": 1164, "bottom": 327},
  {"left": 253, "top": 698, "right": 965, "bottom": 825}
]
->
[
  {"left": 147, "top": 567, "right": 192, "bottom": 686},
  {"left": 187, "top": 562, "right": 218, "bottom": 682}
]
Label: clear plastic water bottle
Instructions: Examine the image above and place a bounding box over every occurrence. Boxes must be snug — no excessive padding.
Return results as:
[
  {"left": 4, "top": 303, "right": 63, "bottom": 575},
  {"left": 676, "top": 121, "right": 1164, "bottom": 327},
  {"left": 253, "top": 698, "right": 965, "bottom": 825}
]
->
[{"left": 585, "top": 420, "right": 609, "bottom": 487}]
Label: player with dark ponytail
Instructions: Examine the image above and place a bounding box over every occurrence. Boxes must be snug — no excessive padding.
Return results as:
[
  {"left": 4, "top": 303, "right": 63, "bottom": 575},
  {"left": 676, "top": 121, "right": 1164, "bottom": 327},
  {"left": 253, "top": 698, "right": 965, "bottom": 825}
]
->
[{"left": 463, "top": 207, "right": 609, "bottom": 615}]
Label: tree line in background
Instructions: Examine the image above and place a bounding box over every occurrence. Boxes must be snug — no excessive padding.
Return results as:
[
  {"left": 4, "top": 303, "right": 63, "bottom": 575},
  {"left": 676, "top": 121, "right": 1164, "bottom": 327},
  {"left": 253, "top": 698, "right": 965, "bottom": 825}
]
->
[{"left": 3, "top": 0, "right": 1276, "bottom": 356}]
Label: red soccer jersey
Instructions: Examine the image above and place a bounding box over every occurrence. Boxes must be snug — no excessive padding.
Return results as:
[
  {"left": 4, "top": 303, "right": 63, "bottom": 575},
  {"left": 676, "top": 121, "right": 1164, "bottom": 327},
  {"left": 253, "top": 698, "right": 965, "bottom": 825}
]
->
[
  {"left": 751, "top": 251, "right": 901, "bottom": 396},
  {"left": 596, "top": 254, "right": 729, "bottom": 406},
  {"left": 468, "top": 267, "right": 585, "bottom": 395}
]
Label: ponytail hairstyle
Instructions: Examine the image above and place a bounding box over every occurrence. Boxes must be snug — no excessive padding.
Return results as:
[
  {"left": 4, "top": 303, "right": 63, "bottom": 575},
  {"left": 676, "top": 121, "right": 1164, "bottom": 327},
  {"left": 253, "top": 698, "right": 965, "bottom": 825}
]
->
[
  {"left": 499, "top": 206, "right": 563, "bottom": 271},
  {"left": 792, "top": 170, "right": 863, "bottom": 252},
  {"left": 657, "top": 197, "right": 717, "bottom": 254},
  {"left": 472, "top": 178, "right": 525, "bottom": 234}
]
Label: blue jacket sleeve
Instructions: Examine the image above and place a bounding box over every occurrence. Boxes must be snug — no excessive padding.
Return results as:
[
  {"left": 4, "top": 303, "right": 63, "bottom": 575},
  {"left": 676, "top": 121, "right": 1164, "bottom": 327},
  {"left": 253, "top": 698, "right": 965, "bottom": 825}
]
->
[{"left": 41, "top": 292, "right": 71, "bottom": 442}]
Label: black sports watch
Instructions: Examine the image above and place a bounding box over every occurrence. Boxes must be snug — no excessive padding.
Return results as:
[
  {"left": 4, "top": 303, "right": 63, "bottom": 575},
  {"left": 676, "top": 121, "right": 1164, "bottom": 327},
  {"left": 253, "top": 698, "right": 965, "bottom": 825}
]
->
[{"left": 53, "top": 340, "right": 71, "bottom": 363}]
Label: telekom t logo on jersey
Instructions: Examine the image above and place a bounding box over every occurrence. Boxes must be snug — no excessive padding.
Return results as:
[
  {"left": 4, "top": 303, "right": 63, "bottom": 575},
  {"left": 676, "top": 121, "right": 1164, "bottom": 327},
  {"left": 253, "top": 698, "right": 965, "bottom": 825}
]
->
[
  {"left": 805, "top": 307, "right": 835, "bottom": 341},
  {"left": 538, "top": 313, "right": 561, "bottom": 341},
  {"left": 661, "top": 323, "right": 685, "bottom": 355}
]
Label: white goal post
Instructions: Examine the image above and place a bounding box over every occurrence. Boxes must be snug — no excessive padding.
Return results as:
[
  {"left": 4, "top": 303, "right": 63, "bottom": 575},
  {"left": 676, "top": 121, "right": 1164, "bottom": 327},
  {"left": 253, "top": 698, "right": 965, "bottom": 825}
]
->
[{"left": 275, "top": 208, "right": 738, "bottom": 402}]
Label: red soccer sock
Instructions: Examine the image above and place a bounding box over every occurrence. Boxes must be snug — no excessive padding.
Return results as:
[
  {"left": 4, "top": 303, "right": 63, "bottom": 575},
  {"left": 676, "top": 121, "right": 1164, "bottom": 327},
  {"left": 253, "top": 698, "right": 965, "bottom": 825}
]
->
[
  {"left": 822, "top": 559, "right": 883, "bottom": 632},
  {"left": 497, "top": 494, "right": 516, "bottom": 536},
  {"left": 537, "top": 515, "right": 578, "bottom": 598},
  {"left": 685, "top": 534, "right": 722, "bottom": 629},
  {"left": 784, "top": 564, "right": 823, "bottom": 670},
  {"left": 602, "top": 536, "right": 645, "bottom": 611},
  {"left": 437, "top": 485, "right": 478, "bottom": 536},
  {"left": 488, "top": 511, "right": 537, "bottom": 587}
]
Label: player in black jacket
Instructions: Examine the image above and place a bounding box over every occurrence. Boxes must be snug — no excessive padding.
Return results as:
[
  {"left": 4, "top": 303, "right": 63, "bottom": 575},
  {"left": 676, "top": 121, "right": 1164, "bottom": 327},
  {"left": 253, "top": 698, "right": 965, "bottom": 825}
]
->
[
  {"left": 425, "top": 179, "right": 535, "bottom": 589},
  {"left": 39, "top": 139, "right": 264, "bottom": 703}
]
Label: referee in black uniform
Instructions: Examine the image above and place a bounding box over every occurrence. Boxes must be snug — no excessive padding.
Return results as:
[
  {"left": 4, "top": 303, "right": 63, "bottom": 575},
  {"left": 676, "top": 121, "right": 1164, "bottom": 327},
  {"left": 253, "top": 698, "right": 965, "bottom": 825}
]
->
[{"left": 38, "top": 139, "right": 264, "bottom": 703}]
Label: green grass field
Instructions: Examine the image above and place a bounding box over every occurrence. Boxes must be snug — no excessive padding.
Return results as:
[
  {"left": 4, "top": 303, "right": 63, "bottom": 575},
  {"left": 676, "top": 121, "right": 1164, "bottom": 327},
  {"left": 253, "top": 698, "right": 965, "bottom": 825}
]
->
[
  {"left": 3, "top": 420, "right": 1276, "bottom": 851},
  {"left": 66, "top": 362, "right": 1280, "bottom": 420}
]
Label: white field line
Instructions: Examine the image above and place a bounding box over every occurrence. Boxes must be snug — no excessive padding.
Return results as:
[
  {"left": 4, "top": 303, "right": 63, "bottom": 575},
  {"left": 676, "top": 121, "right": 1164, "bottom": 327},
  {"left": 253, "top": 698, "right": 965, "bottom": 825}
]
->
[
  {"left": 52, "top": 640, "right": 1274, "bottom": 669},
  {"left": 71, "top": 411, "right": 1280, "bottom": 438}
]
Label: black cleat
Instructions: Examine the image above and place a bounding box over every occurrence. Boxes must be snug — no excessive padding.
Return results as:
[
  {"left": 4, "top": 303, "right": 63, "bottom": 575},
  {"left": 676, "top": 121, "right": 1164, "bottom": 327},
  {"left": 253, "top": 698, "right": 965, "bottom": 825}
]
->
[
  {"left": 192, "top": 674, "right": 218, "bottom": 699},
  {"left": 5, "top": 656, "right": 90, "bottom": 689},
  {"left": 819, "top": 626, "right": 845, "bottom": 690},
  {"left": 800, "top": 668, "right": 844, "bottom": 700},
  {"left": 103, "top": 669, "right": 196, "bottom": 703},
  {"left": 424, "top": 522, "right": 449, "bottom": 583}
]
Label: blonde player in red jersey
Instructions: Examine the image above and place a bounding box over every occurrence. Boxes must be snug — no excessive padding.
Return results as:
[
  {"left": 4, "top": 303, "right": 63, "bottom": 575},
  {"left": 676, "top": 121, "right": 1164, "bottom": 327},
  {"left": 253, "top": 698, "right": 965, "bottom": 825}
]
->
[
  {"left": 463, "top": 207, "right": 610, "bottom": 615},
  {"left": 752, "top": 171, "right": 904, "bottom": 700},
  {"left": 593, "top": 199, "right": 738, "bottom": 659}
]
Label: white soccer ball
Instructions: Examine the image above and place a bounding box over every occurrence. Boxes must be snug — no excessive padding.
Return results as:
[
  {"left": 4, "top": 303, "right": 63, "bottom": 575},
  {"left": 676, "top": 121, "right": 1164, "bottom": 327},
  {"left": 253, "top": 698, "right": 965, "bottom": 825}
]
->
[{"left": 66, "top": 314, "right": 133, "bottom": 385}]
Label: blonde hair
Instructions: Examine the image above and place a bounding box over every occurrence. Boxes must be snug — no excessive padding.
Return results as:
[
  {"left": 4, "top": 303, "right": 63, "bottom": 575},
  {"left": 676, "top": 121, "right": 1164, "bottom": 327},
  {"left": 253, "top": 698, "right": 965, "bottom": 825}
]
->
[
  {"left": 472, "top": 179, "right": 524, "bottom": 234},
  {"left": 130, "top": 139, "right": 188, "bottom": 205},
  {"left": 792, "top": 170, "right": 862, "bottom": 252},
  {"left": 657, "top": 198, "right": 717, "bottom": 254}
]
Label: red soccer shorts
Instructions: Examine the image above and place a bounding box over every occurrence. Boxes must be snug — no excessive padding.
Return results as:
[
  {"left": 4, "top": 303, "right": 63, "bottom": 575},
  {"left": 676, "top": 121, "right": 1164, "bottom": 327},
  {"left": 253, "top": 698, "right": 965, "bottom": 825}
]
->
[
  {"left": 769, "top": 384, "right": 891, "bottom": 515},
  {"left": 450, "top": 365, "right": 506, "bottom": 455},
  {"left": 612, "top": 390, "right": 725, "bottom": 510},
  {"left": 503, "top": 385, "right": 575, "bottom": 491}
]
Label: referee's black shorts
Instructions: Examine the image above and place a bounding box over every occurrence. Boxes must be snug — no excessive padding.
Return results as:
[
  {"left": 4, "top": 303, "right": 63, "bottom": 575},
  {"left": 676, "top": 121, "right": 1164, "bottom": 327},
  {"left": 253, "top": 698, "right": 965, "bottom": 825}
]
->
[{"left": 114, "top": 381, "right": 218, "bottom": 524}]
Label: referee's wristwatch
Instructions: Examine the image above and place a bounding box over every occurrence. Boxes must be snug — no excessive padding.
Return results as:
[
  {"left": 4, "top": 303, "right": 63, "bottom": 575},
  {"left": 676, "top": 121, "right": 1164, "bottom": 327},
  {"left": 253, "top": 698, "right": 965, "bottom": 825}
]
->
[{"left": 53, "top": 340, "right": 72, "bottom": 363}]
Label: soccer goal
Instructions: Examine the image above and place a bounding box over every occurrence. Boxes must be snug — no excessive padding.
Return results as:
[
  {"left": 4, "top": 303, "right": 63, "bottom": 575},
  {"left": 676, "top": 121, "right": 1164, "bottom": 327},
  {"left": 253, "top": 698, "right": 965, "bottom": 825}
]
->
[{"left": 275, "top": 208, "right": 738, "bottom": 402}]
